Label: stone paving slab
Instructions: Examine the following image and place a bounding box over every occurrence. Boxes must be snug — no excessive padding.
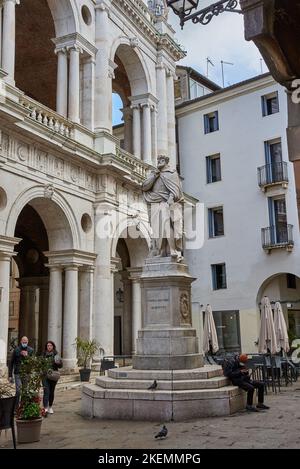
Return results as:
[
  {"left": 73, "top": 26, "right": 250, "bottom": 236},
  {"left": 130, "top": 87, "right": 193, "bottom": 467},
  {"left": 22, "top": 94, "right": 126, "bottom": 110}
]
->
[{"left": 1, "top": 384, "right": 300, "bottom": 449}]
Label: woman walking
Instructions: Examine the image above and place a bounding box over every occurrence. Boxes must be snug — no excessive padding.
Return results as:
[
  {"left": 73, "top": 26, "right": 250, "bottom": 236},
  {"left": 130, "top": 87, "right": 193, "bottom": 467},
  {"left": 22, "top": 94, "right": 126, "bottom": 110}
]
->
[{"left": 42, "top": 341, "right": 62, "bottom": 415}]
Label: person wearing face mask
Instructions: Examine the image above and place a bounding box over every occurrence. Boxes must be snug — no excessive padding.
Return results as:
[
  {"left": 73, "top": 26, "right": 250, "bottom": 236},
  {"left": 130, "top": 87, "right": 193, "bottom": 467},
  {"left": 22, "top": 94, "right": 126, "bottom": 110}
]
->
[{"left": 8, "top": 336, "right": 34, "bottom": 406}]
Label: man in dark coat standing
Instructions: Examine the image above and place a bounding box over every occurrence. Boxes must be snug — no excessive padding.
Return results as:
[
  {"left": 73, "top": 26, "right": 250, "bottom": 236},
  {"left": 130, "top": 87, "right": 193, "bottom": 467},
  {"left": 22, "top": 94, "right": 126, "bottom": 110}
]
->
[{"left": 9, "top": 336, "right": 34, "bottom": 405}]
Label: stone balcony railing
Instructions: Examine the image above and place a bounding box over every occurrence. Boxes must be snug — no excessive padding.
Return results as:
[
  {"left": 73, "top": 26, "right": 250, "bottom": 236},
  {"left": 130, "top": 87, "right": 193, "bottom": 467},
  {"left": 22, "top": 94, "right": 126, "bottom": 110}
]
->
[
  {"left": 19, "top": 95, "right": 74, "bottom": 139},
  {"left": 0, "top": 72, "right": 152, "bottom": 185},
  {"left": 115, "top": 147, "right": 151, "bottom": 180}
]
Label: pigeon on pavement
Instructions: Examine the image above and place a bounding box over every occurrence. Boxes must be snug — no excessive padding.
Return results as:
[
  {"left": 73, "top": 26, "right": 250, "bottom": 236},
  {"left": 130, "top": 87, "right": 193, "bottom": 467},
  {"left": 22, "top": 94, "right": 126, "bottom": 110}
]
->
[
  {"left": 148, "top": 379, "right": 158, "bottom": 390},
  {"left": 155, "top": 425, "right": 168, "bottom": 439}
]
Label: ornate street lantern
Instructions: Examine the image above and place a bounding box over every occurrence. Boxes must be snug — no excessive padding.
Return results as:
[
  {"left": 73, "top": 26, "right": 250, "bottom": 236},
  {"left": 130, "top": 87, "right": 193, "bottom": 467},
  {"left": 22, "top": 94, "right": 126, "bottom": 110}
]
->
[{"left": 167, "top": 0, "right": 242, "bottom": 29}]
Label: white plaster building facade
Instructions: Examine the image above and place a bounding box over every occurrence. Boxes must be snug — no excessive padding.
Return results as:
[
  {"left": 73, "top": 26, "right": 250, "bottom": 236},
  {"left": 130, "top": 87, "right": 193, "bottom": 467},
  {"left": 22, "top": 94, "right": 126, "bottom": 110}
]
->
[
  {"left": 0, "top": 0, "right": 183, "bottom": 373},
  {"left": 177, "top": 73, "right": 300, "bottom": 354}
]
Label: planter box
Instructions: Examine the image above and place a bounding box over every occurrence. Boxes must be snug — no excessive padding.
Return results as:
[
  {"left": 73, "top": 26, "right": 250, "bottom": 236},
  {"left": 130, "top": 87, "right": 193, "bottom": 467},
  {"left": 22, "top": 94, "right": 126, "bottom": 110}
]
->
[{"left": 16, "top": 418, "right": 42, "bottom": 444}]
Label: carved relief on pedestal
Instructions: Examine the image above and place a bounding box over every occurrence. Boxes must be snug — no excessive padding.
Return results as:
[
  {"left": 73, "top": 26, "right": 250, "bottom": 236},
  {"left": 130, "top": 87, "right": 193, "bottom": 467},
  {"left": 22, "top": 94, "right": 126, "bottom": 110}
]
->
[{"left": 180, "top": 292, "right": 191, "bottom": 325}]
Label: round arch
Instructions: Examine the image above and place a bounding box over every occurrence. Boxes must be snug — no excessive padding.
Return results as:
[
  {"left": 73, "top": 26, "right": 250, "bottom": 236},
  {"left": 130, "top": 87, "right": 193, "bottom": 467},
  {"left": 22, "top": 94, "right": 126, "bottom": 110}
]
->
[
  {"left": 47, "top": 0, "right": 79, "bottom": 36},
  {"left": 256, "top": 272, "right": 300, "bottom": 306},
  {"left": 110, "top": 36, "right": 153, "bottom": 95},
  {"left": 111, "top": 217, "right": 151, "bottom": 267},
  {"left": 6, "top": 186, "right": 80, "bottom": 251}
]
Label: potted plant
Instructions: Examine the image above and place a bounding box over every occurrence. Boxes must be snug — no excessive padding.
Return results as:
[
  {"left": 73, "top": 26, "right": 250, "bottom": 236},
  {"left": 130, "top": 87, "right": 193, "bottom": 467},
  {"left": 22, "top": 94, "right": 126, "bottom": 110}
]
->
[
  {"left": 16, "top": 355, "right": 49, "bottom": 444},
  {"left": 74, "top": 337, "right": 99, "bottom": 382}
]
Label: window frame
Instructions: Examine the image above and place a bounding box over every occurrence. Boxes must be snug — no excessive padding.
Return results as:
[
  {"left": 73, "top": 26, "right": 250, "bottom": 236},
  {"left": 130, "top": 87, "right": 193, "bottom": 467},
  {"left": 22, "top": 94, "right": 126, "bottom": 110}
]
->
[
  {"left": 206, "top": 154, "right": 222, "bottom": 184},
  {"left": 208, "top": 206, "right": 224, "bottom": 238},
  {"left": 211, "top": 263, "right": 227, "bottom": 290},
  {"left": 204, "top": 111, "right": 219, "bottom": 134},
  {"left": 261, "top": 91, "right": 279, "bottom": 117}
]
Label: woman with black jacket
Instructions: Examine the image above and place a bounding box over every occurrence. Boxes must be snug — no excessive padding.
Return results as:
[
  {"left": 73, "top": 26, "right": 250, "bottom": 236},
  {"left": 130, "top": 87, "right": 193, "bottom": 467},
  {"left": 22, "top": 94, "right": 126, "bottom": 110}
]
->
[{"left": 42, "top": 341, "right": 62, "bottom": 415}]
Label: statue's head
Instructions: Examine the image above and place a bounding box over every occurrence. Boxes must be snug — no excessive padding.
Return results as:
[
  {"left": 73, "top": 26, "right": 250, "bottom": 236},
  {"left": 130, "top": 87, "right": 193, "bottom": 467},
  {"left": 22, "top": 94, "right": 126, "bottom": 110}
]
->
[{"left": 157, "top": 155, "right": 169, "bottom": 169}]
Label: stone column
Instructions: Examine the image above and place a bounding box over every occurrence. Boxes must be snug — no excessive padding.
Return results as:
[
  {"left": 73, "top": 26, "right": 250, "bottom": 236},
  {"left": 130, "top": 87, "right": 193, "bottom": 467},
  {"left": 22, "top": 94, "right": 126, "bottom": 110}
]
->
[
  {"left": 156, "top": 62, "right": 168, "bottom": 156},
  {"left": 151, "top": 105, "right": 158, "bottom": 166},
  {"left": 94, "top": 208, "right": 114, "bottom": 356},
  {"left": 47, "top": 266, "right": 63, "bottom": 353},
  {"left": 38, "top": 280, "right": 49, "bottom": 354},
  {"left": 56, "top": 48, "right": 68, "bottom": 118},
  {"left": 166, "top": 70, "right": 177, "bottom": 168},
  {"left": 82, "top": 57, "right": 95, "bottom": 131},
  {"left": 68, "top": 45, "right": 81, "bottom": 124},
  {"left": 0, "top": 4, "right": 3, "bottom": 66},
  {"left": 142, "top": 103, "right": 152, "bottom": 164},
  {"left": 131, "top": 277, "right": 142, "bottom": 354},
  {"left": 63, "top": 265, "right": 79, "bottom": 369},
  {"left": 120, "top": 272, "right": 132, "bottom": 356},
  {"left": 0, "top": 253, "right": 11, "bottom": 371},
  {"left": 2, "top": 0, "right": 19, "bottom": 83},
  {"left": 19, "top": 282, "right": 38, "bottom": 347},
  {"left": 122, "top": 107, "right": 133, "bottom": 153},
  {"left": 79, "top": 266, "right": 94, "bottom": 340},
  {"left": 94, "top": 1, "right": 112, "bottom": 132},
  {"left": 132, "top": 104, "right": 141, "bottom": 159}
]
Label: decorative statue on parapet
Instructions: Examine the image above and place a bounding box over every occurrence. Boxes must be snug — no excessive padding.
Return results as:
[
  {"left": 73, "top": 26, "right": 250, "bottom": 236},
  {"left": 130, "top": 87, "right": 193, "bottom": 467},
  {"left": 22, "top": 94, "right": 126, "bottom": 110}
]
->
[
  {"left": 147, "top": 0, "right": 168, "bottom": 19},
  {"left": 142, "top": 155, "right": 184, "bottom": 263}
]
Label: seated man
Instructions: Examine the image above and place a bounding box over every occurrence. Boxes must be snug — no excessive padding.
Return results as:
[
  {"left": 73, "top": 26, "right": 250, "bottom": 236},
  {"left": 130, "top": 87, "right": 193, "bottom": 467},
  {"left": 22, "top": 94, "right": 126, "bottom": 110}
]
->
[{"left": 223, "top": 354, "right": 270, "bottom": 412}]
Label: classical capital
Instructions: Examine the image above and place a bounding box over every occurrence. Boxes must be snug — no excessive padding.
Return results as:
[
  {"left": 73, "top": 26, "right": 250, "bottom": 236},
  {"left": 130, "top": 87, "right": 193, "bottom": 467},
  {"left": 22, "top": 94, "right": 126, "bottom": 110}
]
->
[
  {"left": 95, "top": 0, "right": 111, "bottom": 12},
  {"left": 130, "top": 103, "right": 141, "bottom": 110},
  {"left": 54, "top": 46, "right": 67, "bottom": 56},
  {"left": 68, "top": 44, "right": 83, "bottom": 54}
]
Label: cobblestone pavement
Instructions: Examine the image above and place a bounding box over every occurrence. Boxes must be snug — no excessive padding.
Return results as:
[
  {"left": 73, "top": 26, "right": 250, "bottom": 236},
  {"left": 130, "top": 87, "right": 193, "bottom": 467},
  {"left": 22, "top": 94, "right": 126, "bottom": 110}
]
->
[{"left": 1, "top": 384, "right": 300, "bottom": 449}]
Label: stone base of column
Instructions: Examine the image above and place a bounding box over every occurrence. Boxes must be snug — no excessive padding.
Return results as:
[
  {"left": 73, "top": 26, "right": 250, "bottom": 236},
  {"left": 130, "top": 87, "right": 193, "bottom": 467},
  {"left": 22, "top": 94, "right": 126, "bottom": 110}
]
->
[
  {"left": 132, "top": 257, "right": 203, "bottom": 370},
  {"left": 62, "top": 359, "right": 78, "bottom": 372}
]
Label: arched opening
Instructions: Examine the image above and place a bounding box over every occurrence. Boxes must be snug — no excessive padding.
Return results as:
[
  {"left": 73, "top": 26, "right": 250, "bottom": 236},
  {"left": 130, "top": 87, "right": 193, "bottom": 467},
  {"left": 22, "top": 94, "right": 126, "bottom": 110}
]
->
[
  {"left": 112, "top": 44, "right": 151, "bottom": 161},
  {"left": 16, "top": 0, "right": 57, "bottom": 109},
  {"left": 257, "top": 272, "right": 300, "bottom": 345},
  {"left": 113, "top": 225, "right": 149, "bottom": 356},
  {"left": 11, "top": 204, "right": 49, "bottom": 353},
  {"left": 8, "top": 197, "right": 74, "bottom": 356}
]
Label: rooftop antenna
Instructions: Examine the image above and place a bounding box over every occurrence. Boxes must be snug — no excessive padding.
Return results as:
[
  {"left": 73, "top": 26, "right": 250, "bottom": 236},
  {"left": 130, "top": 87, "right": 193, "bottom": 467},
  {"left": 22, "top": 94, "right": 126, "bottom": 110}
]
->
[
  {"left": 206, "top": 57, "right": 214, "bottom": 78},
  {"left": 221, "top": 60, "right": 234, "bottom": 88},
  {"left": 260, "top": 58, "right": 264, "bottom": 74}
]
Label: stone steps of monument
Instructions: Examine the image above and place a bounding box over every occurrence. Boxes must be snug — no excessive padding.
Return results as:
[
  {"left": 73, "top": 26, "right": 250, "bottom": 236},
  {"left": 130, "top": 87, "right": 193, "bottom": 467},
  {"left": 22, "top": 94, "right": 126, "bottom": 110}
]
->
[
  {"left": 96, "top": 375, "right": 229, "bottom": 390},
  {"left": 56, "top": 371, "right": 98, "bottom": 390},
  {"left": 82, "top": 383, "right": 241, "bottom": 401},
  {"left": 107, "top": 365, "right": 223, "bottom": 381}
]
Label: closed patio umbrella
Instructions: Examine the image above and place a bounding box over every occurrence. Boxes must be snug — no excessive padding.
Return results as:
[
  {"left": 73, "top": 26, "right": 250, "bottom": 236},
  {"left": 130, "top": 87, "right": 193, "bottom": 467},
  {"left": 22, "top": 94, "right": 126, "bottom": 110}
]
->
[
  {"left": 203, "top": 304, "right": 219, "bottom": 354},
  {"left": 274, "top": 302, "right": 290, "bottom": 353},
  {"left": 258, "top": 296, "right": 279, "bottom": 354}
]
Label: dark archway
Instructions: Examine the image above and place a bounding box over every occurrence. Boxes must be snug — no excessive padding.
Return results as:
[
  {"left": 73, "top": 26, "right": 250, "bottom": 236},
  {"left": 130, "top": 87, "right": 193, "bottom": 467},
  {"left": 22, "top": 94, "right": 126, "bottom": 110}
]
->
[
  {"left": 11, "top": 204, "right": 50, "bottom": 352},
  {"left": 15, "top": 0, "right": 57, "bottom": 109}
]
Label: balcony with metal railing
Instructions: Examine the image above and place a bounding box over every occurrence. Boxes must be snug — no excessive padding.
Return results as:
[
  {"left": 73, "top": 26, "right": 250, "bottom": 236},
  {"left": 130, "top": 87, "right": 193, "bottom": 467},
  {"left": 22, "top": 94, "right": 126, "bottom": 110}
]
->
[
  {"left": 257, "top": 162, "right": 288, "bottom": 191},
  {"left": 262, "top": 224, "right": 294, "bottom": 253}
]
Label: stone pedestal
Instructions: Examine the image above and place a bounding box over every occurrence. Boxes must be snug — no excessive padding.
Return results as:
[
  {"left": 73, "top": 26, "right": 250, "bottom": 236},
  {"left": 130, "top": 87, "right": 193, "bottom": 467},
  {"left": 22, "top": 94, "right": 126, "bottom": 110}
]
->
[
  {"left": 133, "top": 257, "right": 203, "bottom": 370},
  {"left": 82, "top": 257, "right": 245, "bottom": 421}
]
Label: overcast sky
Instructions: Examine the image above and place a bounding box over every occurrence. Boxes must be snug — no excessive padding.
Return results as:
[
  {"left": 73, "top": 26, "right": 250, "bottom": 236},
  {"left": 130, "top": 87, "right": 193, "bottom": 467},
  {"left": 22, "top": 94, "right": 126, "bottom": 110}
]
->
[
  {"left": 113, "top": 4, "right": 267, "bottom": 124},
  {"left": 169, "top": 5, "right": 267, "bottom": 87}
]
